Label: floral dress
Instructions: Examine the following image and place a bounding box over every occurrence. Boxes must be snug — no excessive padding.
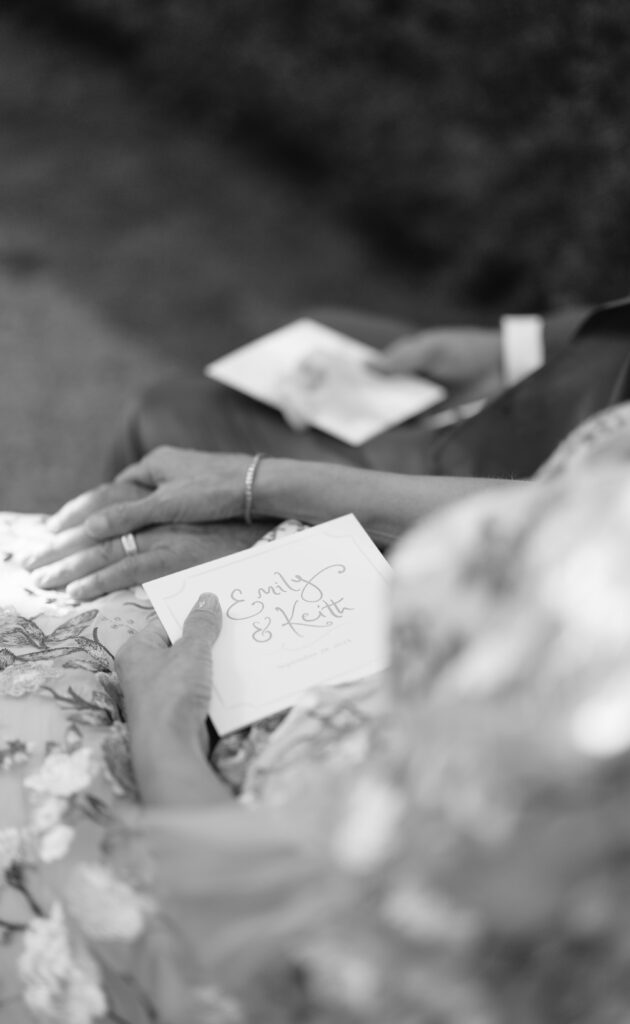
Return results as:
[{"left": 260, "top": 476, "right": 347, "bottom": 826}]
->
[
  {"left": 5, "top": 403, "right": 630, "bottom": 1022},
  {"left": 0, "top": 514, "right": 349, "bottom": 1023}
]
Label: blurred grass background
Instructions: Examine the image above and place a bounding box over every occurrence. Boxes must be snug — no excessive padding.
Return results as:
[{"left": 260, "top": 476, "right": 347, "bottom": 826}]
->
[
  {"left": 14, "top": 0, "right": 630, "bottom": 308},
  {"left": 1, "top": 1, "right": 630, "bottom": 509}
]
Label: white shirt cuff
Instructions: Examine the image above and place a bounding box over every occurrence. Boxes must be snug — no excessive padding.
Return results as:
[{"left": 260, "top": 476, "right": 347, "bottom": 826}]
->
[{"left": 499, "top": 314, "right": 545, "bottom": 386}]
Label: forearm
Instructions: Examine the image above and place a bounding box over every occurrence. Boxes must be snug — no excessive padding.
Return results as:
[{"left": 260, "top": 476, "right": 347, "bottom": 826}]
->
[{"left": 255, "top": 459, "right": 527, "bottom": 547}]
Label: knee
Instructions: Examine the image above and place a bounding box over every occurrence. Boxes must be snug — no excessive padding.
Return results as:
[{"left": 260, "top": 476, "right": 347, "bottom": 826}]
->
[
  {"left": 130, "top": 375, "right": 240, "bottom": 456},
  {"left": 112, "top": 376, "right": 203, "bottom": 467}
]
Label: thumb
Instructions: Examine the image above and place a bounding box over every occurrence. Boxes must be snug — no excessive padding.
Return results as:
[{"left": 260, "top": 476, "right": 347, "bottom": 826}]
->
[
  {"left": 181, "top": 593, "right": 223, "bottom": 649},
  {"left": 134, "top": 617, "right": 170, "bottom": 650},
  {"left": 116, "top": 455, "right": 158, "bottom": 487}
]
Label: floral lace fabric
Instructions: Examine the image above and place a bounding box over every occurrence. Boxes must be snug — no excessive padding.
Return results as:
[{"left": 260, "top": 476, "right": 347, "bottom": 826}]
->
[
  {"left": 0, "top": 512, "right": 374, "bottom": 1023},
  {"left": 0, "top": 513, "right": 153, "bottom": 1023},
  {"left": 136, "top": 408, "right": 630, "bottom": 1024},
  {"left": 5, "top": 403, "right": 630, "bottom": 1022}
]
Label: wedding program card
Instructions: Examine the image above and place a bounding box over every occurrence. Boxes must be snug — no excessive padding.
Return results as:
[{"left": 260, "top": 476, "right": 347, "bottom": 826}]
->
[
  {"left": 204, "top": 318, "right": 446, "bottom": 446},
  {"left": 143, "top": 515, "right": 392, "bottom": 735}
]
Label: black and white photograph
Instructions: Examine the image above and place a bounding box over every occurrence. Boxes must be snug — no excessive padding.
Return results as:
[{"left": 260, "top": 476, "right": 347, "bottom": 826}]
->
[{"left": 0, "top": 2, "right": 629, "bottom": 1021}]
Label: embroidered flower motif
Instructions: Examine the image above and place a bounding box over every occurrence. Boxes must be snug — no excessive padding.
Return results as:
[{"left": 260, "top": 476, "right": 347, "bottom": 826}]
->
[
  {"left": 0, "top": 605, "right": 19, "bottom": 629},
  {"left": 0, "top": 826, "right": 22, "bottom": 871},
  {"left": 0, "top": 663, "right": 54, "bottom": 698},
  {"left": 38, "top": 824, "right": 76, "bottom": 864},
  {"left": 570, "top": 674, "right": 630, "bottom": 759},
  {"left": 19, "top": 902, "right": 107, "bottom": 1024},
  {"left": 0, "top": 737, "right": 34, "bottom": 770},
  {"left": 193, "top": 984, "right": 246, "bottom": 1024},
  {"left": 332, "top": 775, "right": 404, "bottom": 874},
  {"left": 101, "top": 763, "right": 125, "bottom": 799},
  {"left": 64, "top": 862, "right": 153, "bottom": 942},
  {"left": 101, "top": 723, "right": 137, "bottom": 799},
  {"left": 64, "top": 725, "right": 83, "bottom": 752},
  {"left": 29, "top": 795, "right": 67, "bottom": 834},
  {"left": 24, "top": 746, "right": 99, "bottom": 798},
  {"left": 298, "top": 943, "right": 380, "bottom": 1014},
  {"left": 381, "top": 881, "right": 480, "bottom": 946}
]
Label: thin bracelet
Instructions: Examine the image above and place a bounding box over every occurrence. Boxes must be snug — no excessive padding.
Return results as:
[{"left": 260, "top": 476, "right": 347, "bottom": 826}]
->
[{"left": 243, "top": 453, "right": 266, "bottom": 525}]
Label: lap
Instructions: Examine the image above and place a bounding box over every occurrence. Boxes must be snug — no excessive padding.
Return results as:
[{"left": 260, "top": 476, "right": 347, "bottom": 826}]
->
[
  {"left": 108, "top": 307, "right": 440, "bottom": 477},
  {"left": 110, "top": 376, "right": 439, "bottom": 476}
]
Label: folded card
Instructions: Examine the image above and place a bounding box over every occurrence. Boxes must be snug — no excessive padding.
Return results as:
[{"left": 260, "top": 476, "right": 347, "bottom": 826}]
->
[
  {"left": 143, "top": 515, "right": 392, "bottom": 735},
  {"left": 204, "top": 318, "right": 446, "bottom": 446}
]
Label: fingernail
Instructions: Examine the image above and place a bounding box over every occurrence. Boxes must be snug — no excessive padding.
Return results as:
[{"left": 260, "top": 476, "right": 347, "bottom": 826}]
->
[
  {"left": 194, "top": 593, "right": 219, "bottom": 611},
  {"left": 67, "top": 582, "right": 88, "bottom": 600}
]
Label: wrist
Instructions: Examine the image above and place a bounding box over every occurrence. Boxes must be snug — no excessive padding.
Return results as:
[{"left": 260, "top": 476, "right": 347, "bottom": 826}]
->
[
  {"left": 130, "top": 736, "right": 220, "bottom": 808},
  {"left": 127, "top": 697, "right": 208, "bottom": 757},
  {"left": 253, "top": 456, "right": 313, "bottom": 523},
  {"left": 128, "top": 709, "right": 220, "bottom": 808},
  {"left": 254, "top": 457, "right": 361, "bottom": 528}
]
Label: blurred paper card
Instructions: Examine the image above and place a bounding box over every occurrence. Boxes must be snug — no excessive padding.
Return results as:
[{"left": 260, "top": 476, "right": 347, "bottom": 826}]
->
[
  {"left": 143, "top": 514, "right": 392, "bottom": 736},
  {"left": 204, "top": 318, "right": 446, "bottom": 446}
]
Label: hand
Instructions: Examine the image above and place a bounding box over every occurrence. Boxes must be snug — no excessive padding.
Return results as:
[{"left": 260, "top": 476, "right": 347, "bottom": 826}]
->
[
  {"left": 65, "top": 447, "right": 250, "bottom": 541},
  {"left": 116, "top": 594, "right": 228, "bottom": 807},
  {"left": 23, "top": 450, "right": 259, "bottom": 599},
  {"left": 24, "top": 521, "right": 263, "bottom": 601},
  {"left": 44, "top": 479, "right": 153, "bottom": 533},
  {"left": 20, "top": 478, "right": 150, "bottom": 584},
  {"left": 117, "top": 593, "right": 222, "bottom": 738},
  {"left": 377, "top": 326, "right": 503, "bottom": 398}
]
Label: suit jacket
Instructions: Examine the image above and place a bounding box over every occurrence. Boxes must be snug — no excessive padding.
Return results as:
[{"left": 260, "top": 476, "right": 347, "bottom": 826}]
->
[{"left": 434, "top": 296, "right": 630, "bottom": 478}]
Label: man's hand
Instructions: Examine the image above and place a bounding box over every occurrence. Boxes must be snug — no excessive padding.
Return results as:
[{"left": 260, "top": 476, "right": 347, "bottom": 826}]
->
[{"left": 377, "top": 326, "right": 503, "bottom": 398}]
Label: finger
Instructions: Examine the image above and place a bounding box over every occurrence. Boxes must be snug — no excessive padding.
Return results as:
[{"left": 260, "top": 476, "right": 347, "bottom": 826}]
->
[
  {"left": 46, "top": 488, "right": 111, "bottom": 534},
  {"left": 379, "top": 334, "right": 433, "bottom": 375},
  {"left": 46, "top": 482, "right": 153, "bottom": 534},
  {"left": 179, "top": 593, "right": 223, "bottom": 650},
  {"left": 116, "top": 458, "right": 155, "bottom": 487},
  {"left": 28, "top": 537, "right": 129, "bottom": 590},
  {"left": 22, "top": 524, "right": 93, "bottom": 571},
  {"left": 115, "top": 446, "right": 176, "bottom": 486},
  {"left": 65, "top": 550, "right": 167, "bottom": 601},
  {"left": 84, "top": 495, "right": 166, "bottom": 542}
]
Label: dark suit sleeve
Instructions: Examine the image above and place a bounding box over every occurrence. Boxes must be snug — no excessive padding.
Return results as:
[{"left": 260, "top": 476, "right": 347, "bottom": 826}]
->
[
  {"left": 543, "top": 305, "right": 593, "bottom": 356},
  {"left": 434, "top": 295, "right": 630, "bottom": 480},
  {"left": 543, "top": 296, "right": 630, "bottom": 356}
]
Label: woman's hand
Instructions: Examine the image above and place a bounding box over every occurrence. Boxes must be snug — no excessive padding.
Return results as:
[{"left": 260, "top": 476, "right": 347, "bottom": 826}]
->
[
  {"left": 22, "top": 449, "right": 263, "bottom": 599},
  {"left": 99, "top": 447, "right": 252, "bottom": 535},
  {"left": 24, "top": 521, "right": 263, "bottom": 601},
  {"left": 45, "top": 479, "right": 153, "bottom": 532},
  {"left": 44, "top": 447, "right": 250, "bottom": 540},
  {"left": 116, "top": 594, "right": 229, "bottom": 806}
]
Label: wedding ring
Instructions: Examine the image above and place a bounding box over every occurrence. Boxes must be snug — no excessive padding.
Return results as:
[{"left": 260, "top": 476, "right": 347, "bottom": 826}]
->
[{"left": 120, "top": 532, "right": 139, "bottom": 556}]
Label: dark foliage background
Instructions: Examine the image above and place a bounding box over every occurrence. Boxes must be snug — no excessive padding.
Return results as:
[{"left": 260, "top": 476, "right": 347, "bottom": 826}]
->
[{"left": 15, "top": 0, "right": 630, "bottom": 311}]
